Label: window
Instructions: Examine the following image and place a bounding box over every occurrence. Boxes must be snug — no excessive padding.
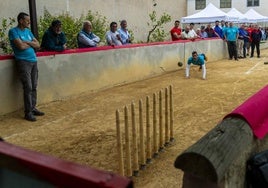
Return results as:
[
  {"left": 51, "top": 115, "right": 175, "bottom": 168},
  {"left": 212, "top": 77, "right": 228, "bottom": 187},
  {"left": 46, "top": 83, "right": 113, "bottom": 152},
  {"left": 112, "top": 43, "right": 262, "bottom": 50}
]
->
[
  {"left": 247, "top": 0, "right": 259, "bottom": 7},
  {"left": 220, "top": 0, "right": 232, "bottom": 8},
  {"left": 196, "top": 0, "right": 206, "bottom": 10}
]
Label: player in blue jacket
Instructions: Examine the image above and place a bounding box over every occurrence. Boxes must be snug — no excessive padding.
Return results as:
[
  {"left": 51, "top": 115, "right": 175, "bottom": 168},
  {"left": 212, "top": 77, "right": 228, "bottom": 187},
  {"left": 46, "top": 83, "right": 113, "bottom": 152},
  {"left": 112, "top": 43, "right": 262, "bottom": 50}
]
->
[{"left": 186, "top": 51, "right": 207, "bottom": 80}]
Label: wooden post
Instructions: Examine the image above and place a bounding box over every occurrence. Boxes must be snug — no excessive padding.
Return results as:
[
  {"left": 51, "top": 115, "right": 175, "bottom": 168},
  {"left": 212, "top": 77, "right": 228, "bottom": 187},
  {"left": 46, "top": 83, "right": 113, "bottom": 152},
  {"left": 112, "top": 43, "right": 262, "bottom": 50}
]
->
[
  {"left": 169, "top": 85, "right": 174, "bottom": 141},
  {"left": 131, "top": 102, "right": 139, "bottom": 176},
  {"left": 116, "top": 110, "right": 124, "bottom": 176},
  {"left": 159, "top": 90, "right": 164, "bottom": 151},
  {"left": 146, "top": 96, "right": 152, "bottom": 163},
  {"left": 153, "top": 93, "right": 158, "bottom": 157},
  {"left": 164, "top": 87, "right": 169, "bottom": 146},
  {"left": 124, "top": 106, "right": 132, "bottom": 177},
  {"left": 139, "top": 100, "right": 146, "bottom": 169}
]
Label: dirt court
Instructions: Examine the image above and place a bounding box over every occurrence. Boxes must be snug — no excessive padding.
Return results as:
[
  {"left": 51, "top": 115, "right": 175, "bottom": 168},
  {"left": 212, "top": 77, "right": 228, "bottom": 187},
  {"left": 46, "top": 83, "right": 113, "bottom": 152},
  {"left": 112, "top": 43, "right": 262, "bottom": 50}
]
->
[{"left": 1, "top": 48, "right": 268, "bottom": 187}]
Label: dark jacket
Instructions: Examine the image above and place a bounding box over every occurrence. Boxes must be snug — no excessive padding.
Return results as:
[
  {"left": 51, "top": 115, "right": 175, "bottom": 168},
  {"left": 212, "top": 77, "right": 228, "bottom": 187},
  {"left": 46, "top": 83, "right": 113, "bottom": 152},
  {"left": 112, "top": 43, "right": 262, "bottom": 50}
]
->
[
  {"left": 41, "top": 27, "right": 67, "bottom": 51},
  {"left": 251, "top": 29, "right": 262, "bottom": 42}
]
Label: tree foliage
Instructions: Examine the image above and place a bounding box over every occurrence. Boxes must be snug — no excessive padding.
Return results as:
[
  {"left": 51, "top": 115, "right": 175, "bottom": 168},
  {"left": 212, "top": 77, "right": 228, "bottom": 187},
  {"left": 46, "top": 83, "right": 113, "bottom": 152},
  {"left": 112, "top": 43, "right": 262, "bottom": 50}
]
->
[
  {"left": 0, "top": 17, "right": 15, "bottom": 54},
  {"left": 146, "top": 1, "right": 171, "bottom": 43}
]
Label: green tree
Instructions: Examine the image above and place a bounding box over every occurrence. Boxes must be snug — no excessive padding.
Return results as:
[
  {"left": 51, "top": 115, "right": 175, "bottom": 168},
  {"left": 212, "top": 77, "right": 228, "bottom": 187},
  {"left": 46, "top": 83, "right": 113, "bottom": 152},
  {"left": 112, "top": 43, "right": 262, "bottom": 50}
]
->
[
  {"left": 0, "top": 17, "right": 15, "bottom": 54},
  {"left": 146, "top": 1, "right": 171, "bottom": 43}
]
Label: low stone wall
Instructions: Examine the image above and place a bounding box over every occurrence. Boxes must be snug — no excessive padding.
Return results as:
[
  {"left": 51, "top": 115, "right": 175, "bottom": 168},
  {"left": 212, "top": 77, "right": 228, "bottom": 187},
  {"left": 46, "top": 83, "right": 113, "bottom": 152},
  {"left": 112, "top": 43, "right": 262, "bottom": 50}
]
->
[{"left": 0, "top": 39, "right": 228, "bottom": 115}]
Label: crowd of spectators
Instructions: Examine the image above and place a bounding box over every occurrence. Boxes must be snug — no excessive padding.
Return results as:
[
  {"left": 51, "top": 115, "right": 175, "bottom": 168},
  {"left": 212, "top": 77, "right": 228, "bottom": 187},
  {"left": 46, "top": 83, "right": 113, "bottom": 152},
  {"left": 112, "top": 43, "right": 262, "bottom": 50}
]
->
[{"left": 170, "top": 19, "right": 267, "bottom": 60}]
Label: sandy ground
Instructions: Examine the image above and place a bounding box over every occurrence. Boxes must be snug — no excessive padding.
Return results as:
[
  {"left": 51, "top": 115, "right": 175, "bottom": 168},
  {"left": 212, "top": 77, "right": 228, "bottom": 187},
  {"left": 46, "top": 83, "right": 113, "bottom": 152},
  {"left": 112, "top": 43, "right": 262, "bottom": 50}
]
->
[{"left": 1, "top": 48, "right": 268, "bottom": 187}]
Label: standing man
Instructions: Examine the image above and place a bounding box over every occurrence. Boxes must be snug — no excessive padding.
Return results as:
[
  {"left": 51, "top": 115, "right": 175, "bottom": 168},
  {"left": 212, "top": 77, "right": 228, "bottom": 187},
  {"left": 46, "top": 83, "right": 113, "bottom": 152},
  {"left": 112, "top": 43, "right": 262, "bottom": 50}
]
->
[
  {"left": 237, "top": 24, "right": 248, "bottom": 58},
  {"left": 8, "top": 12, "right": 44, "bottom": 121},
  {"left": 224, "top": 22, "right": 239, "bottom": 61},
  {"left": 41, "top": 20, "right": 67, "bottom": 52},
  {"left": 170, "top": 20, "right": 182, "bottom": 41},
  {"left": 250, "top": 24, "right": 262, "bottom": 58},
  {"left": 77, "top": 20, "right": 100, "bottom": 48},
  {"left": 118, "top": 20, "right": 132, "bottom": 45}
]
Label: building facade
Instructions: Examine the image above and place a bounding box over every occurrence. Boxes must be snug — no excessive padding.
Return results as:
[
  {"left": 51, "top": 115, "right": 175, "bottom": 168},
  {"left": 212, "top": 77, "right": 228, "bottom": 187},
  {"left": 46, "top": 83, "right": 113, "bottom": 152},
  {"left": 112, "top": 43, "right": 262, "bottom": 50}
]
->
[
  {"left": 0, "top": 0, "right": 187, "bottom": 42},
  {"left": 187, "top": 0, "right": 268, "bottom": 16}
]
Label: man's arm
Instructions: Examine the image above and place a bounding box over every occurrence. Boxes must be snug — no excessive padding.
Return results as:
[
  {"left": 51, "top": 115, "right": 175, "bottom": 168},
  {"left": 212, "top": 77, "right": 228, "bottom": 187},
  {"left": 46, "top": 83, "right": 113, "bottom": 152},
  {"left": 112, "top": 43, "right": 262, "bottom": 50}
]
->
[
  {"left": 78, "top": 33, "right": 97, "bottom": 47},
  {"left": 25, "top": 38, "right": 40, "bottom": 49},
  {"left": 13, "top": 38, "right": 31, "bottom": 50}
]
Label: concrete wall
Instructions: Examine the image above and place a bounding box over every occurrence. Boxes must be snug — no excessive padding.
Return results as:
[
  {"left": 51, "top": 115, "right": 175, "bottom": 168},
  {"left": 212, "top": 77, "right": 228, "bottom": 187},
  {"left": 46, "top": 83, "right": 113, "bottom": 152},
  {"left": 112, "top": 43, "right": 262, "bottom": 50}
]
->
[
  {"left": 0, "top": 0, "right": 186, "bottom": 42},
  {"left": 0, "top": 39, "right": 227, "bottom": 115}
]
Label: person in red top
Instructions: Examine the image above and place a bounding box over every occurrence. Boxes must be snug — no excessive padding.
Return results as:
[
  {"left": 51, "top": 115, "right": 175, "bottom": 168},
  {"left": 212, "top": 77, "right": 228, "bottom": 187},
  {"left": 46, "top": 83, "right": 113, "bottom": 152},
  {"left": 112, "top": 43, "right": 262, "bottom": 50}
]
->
[
  {"left": 170, "top": 20, "right": 182, "bottom": 41},
  {"left": 246, "top": 24, "right": 254, "bottom": 56}
]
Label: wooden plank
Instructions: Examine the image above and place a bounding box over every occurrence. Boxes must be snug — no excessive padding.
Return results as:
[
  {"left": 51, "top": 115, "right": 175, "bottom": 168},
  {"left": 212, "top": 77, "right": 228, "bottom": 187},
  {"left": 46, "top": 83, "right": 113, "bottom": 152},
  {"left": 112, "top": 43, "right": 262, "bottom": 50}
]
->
[{"left": 174, "top": 117, "right": 253, "bottom": 183}]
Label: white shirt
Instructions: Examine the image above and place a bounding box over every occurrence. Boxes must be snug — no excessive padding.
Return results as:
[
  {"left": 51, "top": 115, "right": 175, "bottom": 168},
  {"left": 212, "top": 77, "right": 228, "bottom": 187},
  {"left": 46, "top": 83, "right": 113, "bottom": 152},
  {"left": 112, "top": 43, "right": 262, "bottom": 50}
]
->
[{"left": 105, "top": 30, "right": 122, "bottom": 46}]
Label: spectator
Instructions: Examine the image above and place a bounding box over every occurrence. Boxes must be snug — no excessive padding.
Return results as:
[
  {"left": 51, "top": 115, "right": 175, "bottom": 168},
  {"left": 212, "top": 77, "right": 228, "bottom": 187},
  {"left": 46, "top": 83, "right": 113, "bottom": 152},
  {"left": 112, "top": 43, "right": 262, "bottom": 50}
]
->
[
  {"left": 224, "top": 22, "right": 239, "bottom": 61},
  {"left": 77, "top": 20, "right": 100, "bottom": 48},
  {"left": 250, "top": 24, "right": 262, "bottom": 58},
  {"left": 118, "top": 20, "right": 132, "bottom": 45},
  {"left": 196, "top": 28, "right": 202, "bottom": 38},
  {"left": 237, "top": 24, "right": 248, "bottom": 58},
  {"left": 8, "top": 12, "right": 44, "bottom": 121},
  {"left": 242, "top": 25, "right": 250, "bottom": 58},
  {"left": 41, "top": 20, "right": 67, "bottom": 51},
  {"left": 200, "top": 26, "right": 208, "bottom": 38},
  {"left": 181, "top": 26, "right": 198, "bottom": 41},
  {"left": 170, "top": 20, "right": 182, "bottom": 41},
  {"left": 260, "top": 27, "right": 266, "bottom": 41},
  {"left": 189, "top": 23, "right": 198, "bottom": 38},
  {"left": 214, "top": 20, "right": 223, "bottom": 39},
  {"left": 185, "top": 51, "right": 207, "bottom": 80},
  {"left": 205, "top": 23, "right": 219, "bottom": 38},
  {"left": 246, "top": 24, "right": 254, "bottom": 56},
  {"left": 105, "top": 22, "right": 122, "bottom": 46},
  {"left": 220, "top": 20, "right": 225, "bottom": 29}
]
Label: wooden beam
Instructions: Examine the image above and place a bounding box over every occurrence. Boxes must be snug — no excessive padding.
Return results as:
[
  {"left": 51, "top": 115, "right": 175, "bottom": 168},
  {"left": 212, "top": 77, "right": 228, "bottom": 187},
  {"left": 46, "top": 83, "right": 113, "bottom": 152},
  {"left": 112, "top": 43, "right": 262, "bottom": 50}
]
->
[{"left": 174, "top": 117, "right": 253, "bottom": 184}]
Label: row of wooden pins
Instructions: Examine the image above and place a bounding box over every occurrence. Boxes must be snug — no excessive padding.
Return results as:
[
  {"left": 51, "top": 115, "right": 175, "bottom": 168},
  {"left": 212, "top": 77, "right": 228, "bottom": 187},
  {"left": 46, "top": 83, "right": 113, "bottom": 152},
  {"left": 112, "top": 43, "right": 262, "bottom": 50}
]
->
[{"left": 116, "top": 85, "right": 174, "bottom": 177}]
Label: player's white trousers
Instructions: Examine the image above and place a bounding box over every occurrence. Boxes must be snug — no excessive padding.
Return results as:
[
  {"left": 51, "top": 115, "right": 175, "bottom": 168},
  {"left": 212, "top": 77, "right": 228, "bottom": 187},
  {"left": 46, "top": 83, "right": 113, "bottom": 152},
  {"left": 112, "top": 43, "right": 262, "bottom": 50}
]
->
[{"left": 185, "top": 64, "right": 206, "bottom": 79}]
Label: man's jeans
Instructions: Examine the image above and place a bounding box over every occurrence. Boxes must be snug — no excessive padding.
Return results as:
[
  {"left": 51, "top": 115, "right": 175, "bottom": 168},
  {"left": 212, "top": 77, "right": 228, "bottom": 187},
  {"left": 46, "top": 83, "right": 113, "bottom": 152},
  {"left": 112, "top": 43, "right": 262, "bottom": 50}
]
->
[{"left": 16, "top": 60, "right": 38, "bottom": 114}]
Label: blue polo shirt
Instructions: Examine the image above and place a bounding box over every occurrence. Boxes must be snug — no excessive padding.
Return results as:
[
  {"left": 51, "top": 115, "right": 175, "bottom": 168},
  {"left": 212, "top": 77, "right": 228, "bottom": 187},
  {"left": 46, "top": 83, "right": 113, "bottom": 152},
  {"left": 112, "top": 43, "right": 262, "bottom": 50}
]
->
[
  {"left": 187, "top": 55, "right": 205, "bottom": 66},
  {"left": 8, "top": 27, "right": 37, "bottom": 62},
  {"left": 224, "top": 26, "right": 239, "bottom": 42}
]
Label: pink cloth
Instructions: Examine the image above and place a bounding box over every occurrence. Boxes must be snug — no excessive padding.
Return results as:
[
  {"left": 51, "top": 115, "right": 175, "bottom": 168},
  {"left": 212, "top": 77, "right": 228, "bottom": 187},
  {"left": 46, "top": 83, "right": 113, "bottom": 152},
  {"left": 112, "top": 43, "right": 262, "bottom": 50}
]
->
[{"left": 224, "top": 85, "right": 268, "bottom": 139}]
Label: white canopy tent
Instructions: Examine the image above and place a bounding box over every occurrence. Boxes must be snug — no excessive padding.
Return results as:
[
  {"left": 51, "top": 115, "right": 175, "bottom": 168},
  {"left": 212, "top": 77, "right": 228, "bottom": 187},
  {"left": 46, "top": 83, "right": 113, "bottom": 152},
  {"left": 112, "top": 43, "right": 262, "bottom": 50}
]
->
[
  {"left": 243, "top": 9, "right": 268, "bottom": 23},
  {"left": 226, "top": 8, "right": 250, "bottom": 23},
  {"left": 181, "top": 3, "right": 238, "bottom": 24}
]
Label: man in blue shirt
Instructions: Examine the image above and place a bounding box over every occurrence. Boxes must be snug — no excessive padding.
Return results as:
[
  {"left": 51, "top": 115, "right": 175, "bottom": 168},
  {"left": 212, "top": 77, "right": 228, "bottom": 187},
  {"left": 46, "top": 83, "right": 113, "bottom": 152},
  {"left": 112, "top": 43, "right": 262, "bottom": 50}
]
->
[
  {"left": 224, "top": 22, "right": 239, "bottom": 61},
  {"left": 214, "top": 20, "right": 224, "bottom": 39},
  {"left": 118, "top": 20, "right": 132, "bottom": 45},
  {"left": 9, "top": 12, "right": 45, "bottom": 121},
  {"left": 186, "top": 51, "right": 207, "bottom": 80}
]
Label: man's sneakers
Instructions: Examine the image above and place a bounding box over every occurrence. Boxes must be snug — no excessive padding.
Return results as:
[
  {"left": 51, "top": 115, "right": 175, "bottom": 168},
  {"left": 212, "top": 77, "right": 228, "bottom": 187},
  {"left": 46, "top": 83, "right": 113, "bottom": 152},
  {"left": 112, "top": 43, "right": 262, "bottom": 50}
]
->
[
  {"left": 32, "top": 109, "right": 45, "bottom": 116},
  {"left": 25, "top": 113, "right": 36, "bottom": 122},
  {"left": 24, "top": 109, "right": 45, "bottom": 122}
]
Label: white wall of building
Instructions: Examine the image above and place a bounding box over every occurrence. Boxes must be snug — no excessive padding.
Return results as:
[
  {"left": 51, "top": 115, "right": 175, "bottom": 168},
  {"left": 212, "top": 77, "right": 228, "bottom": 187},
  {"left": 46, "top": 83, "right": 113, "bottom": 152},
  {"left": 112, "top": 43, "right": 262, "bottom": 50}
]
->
[
  {"left": 0, "top": 0, "right": 187, "bottom": 42},
  {"left": 187, "top": 0, "right": 268, "bottom": 17}
]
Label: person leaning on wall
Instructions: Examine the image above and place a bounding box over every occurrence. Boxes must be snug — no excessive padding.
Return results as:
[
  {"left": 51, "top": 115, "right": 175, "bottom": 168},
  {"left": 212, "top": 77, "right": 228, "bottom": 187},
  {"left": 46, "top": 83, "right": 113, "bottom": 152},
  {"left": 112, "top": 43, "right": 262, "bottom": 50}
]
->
[
  {"left": 8, "top": 12, "right": 45, "bottom": 121},
  {"left": 105, "top": 22, "right": 122, "bottom": 46},
  {"left": 77, "top": 20, "right": 100, "bottom": 48},
  {"left": 40, "top": 20, "right": 67, "bottom": 52},
  {"left": 170, "top": 20, "right": 182, "bottom": 41},
  {"left": 117, "top": 20, "right": 132, "bottom": 45}
]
